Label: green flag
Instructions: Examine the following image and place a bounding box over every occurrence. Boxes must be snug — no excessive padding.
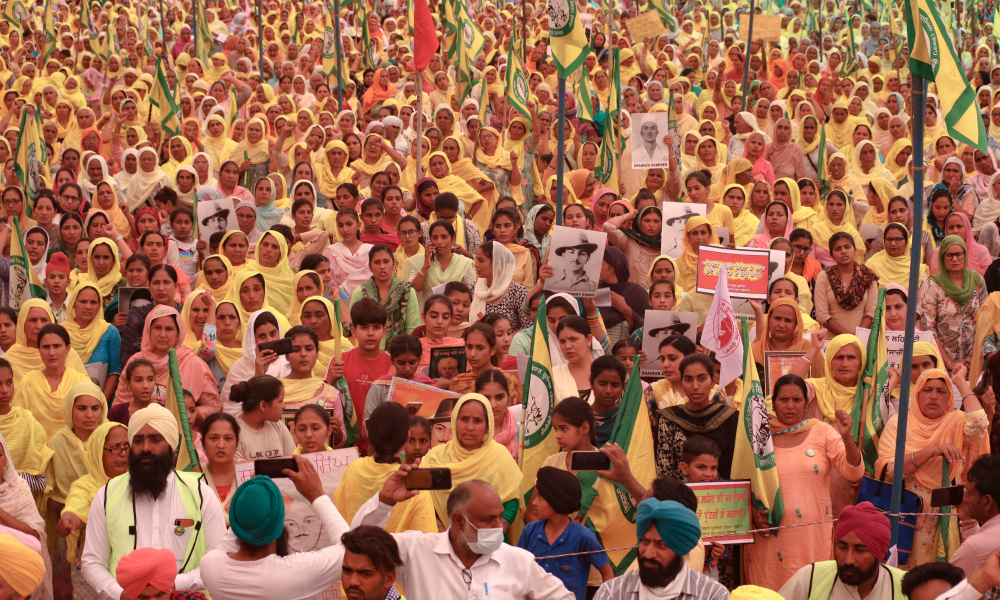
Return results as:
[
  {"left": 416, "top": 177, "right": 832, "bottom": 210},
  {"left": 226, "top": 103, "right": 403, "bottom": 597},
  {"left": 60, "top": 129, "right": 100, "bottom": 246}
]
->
[
  {"left": 505, "top": 36, "right": 531, "bottom": 120},
  {"left": 519, "top": 296, "right": 558, "bottom": 501},
  {"left": 9, "top": 217, "right": 46, "bottom": 311},
  {"left": 149, "top": 57, "right": 182, "bottom": 137},
  {"left": 547, "top": 0, "right": 591, "bottom": 78},
  {"left": 906, "top": 0, "right": 988, "bottom": 151},
  {"left": 193, "top": 0, "right": 213, "bottom": 66},
  {"left": 13, "top": 107, "right": 46, "bottom": 208},
  {"left": 855, "top": 288, "right": 891, "bottom": 474}
]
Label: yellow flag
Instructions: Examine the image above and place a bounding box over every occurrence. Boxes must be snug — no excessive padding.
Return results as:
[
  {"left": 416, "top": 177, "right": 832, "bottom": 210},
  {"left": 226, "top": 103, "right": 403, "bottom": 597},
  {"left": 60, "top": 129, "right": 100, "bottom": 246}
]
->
[
  {"left": 149, "top": 57, "right": 181, "bottom": 137},
  {"left": 905, "top": 0, "right": 987, "bottom": 151},
  {"left": 519, "top": 297, "right": 559, "bottom": 497},
  {"left": 547, "top": 0, "right": 591, "bottom": 78}
]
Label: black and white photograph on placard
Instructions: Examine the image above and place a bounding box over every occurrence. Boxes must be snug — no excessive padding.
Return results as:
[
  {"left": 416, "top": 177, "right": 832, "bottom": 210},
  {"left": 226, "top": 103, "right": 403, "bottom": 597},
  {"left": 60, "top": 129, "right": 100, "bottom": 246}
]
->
[
  {"left": 660, "top": 202, "right": 706, "bottom": 258},
  {"left": 545, "top": 225, "right": 607, "bottom": 297},
  {"left": 768, "top": 249, "right": 786, "bottom": 289},
  {"left": 640, "top": 310, "right": 699, "bottom": 377},
  {"left": 198, "top": 199, "right": 239, "bottom": 244},
  {"left": 631, "top": 112, "right": 672, "bottom": 169}
]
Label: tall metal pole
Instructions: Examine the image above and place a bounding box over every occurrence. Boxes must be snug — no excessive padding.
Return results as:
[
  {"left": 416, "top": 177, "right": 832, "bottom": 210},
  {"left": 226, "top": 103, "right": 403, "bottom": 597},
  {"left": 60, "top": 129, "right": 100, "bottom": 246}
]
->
[
  {"left": 522, "top": 0, "right": 527, "bottom": 61},
  {"left": 739, "top": 0, "right": 756, "bottom": 112},
  {"left": 889, "top": 74, "right": 925, "bottom": 550},
  {"left": 257, "top": 0, "right": 264, "bottom": 75},
  {"left": 415, "top": 70, "right": 424, "bottom": 179},
  {"left": 556, "top": 77, "right": 566, "bottom": 225},
  {"left": 334, "top": 0, "right": 344, "bottom": 111},
  {"left": 193, "top": 0, "right": 198, "bottom": 60}
]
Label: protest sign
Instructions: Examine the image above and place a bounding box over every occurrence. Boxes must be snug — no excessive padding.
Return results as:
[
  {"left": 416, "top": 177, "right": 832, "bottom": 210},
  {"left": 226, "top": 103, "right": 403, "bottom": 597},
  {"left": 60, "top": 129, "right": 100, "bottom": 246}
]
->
[
  {"left": 660, "top": 202, "right": 705, "bottom": 258},
  {"left": 640, "top": 310, "right": 699, "bottom": 377},
  {"left": 387, "top": 377, "right": 461, "bottom": 420},
  {"left": 545, "top": 226, "right": 607, "bottom": 297},
  {"left": 428, "top": 345, "right": 466, "bottom": 379},
  {"left": 764, "top": 351, "right": 810, "bottom": 395},
  {"left": 625, "top": 10, "right": 667, "bottom": 41},
  {"left": 686, "top": 480, "right": 754, "bottom": 544},
  {"left": 631, "top": 112, "right": 672, "bottom": 169},
  {"left": 696, "top": 246, "right": 772, "bottom": 299},
  {"left": 236, "top": 448, "right": 358, "bottom": 600},
  {"left": 855, "top": 327, "right": 935, "bottom": 371},
  {"left": 739, "top": 14, "right": 782, "bottom": 41}
]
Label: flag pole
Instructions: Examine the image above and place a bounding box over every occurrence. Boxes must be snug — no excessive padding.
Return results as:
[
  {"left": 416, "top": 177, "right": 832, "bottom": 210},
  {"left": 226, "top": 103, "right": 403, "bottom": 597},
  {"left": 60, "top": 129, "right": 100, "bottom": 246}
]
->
[
  {"left": 888, "top": 73, "right": 925, "bottom": 550},
  {"left": 257, "top": 0, "right": 264, "bottom": 75},
  {"left": 334, "top": 0, "right": 344, "bottom": 111},
  {"left": 556, "top": 77, "right": 566, "bottom": 225},
  {"left": 739, "top": 0, "right": 756, "bottom": 112},
  {"left": 522, "top": 0, "right": 528, "bottom": 61},
  {"left": 416, "top": 70, "right": 424, "bottom": 179},
  {"left": 193, "top": 0, "right": 198, "bottom": 60}
]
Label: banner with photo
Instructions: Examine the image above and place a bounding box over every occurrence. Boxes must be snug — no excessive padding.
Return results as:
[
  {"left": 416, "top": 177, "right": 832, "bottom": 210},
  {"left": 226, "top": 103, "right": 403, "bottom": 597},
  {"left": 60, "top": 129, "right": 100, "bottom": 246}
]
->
[
  {"left": 545, "top": 226, "right": 608, "bottom": 297},
  {"left": 630, "top": 112, "right": 672, "bottom": 169},
  {"left": 640, "top": 310, "right": 699, "bottom": 377},
  {"left": 660, "top": 202, "right": 706, "bottom": 258}
]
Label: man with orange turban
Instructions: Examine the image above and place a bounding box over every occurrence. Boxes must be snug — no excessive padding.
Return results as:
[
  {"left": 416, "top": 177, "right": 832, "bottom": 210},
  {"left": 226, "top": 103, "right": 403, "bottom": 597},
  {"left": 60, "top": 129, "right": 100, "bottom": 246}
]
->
[
  {"left": 115, "top": 547, "right": 208, "bottom": 600},
  {"left": 0, "top": 532, "right": 46, "bottom": 600}
]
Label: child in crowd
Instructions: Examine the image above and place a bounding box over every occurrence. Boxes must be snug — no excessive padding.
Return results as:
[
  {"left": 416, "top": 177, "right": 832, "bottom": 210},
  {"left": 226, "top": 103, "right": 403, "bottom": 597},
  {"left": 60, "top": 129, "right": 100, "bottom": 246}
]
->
[
  {"left": 0, "top": 307, "right": 16, "bottom": 355},
  {"left": 679, "top": 435, "right": 733, "bottom": 584},
  {"left": 481, "top": 313, "right": 516, "bottom": 370},
  {"left": 124, "top": 253, "right": 151, "bottom": 287},
  {"left": 301, "top": 253, "right": 339, "bottom": 302},
  {"left": 108, "top": 359, "right": 157, "bottom": 425},
  {"left": 418, "top": 295, "right": 465, "bottom": 387},
  {"left": 45, "top": 252, "right": 71, "bottom": 324},
  {"left": 170, "top": 207, "right": 198, "bottom": 279},
  {"left": 328, "top": 298, "right": 390, "bottom": 455},
  {"left": 365, "top": 334, "right": 435, "bottom": 425},
  {"left": 403, "top": 415, "right": 431, "bottom": 464},
  {"left": 293, "top": 404, "right": 337, "bottom": 454},
  {"left": 590, "top": 356, "right": 627, "bottom": 445},
  {"left": 611, "top": 340, "right": 639, "bottom": 373},
  {"left": 444, "top": 282, "right": 472, "bottom": 338},
  {"left": 517, "top": 466, "right": 613, "bottom": 600},
  {"left": 153, "top": 188, "right": 178, "bottom": 237},
  {"left": 233, "top": 374, "right": 296, "bottom": 461},
  {"left": 325, "top": 208, "right": 372, "bottom": 298},
  {"left": 360, "top": 198, "right": 400, "bottom": 251},
  {"left": 629, "top": 278, "right": 677, "bottom": 350}
]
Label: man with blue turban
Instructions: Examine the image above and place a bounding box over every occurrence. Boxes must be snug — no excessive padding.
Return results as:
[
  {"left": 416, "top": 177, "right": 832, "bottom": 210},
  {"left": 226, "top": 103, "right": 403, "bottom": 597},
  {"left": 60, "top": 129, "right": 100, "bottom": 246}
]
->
[{"left": 593, "top": 498, "right": 729, "bottom": 600}]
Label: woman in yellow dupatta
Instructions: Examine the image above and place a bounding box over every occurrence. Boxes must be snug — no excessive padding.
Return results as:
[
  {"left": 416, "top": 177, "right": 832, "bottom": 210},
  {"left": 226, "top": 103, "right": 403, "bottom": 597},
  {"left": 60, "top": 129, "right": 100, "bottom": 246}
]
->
[
  {"left": 58, "top": 421, "right": 126, "bottom": 565},
  {"left": 884, "top": 138, "right": 913, "bottom": 184},
  {"left": 162, "top": 135, "right": 194, "bottom": 179},
  {"left": 750, "top": 298, "right": 815, "bottom": 372},
  {"left": 442, "top": 134, "right": 498, "bottom": 207},
  {"left": 227, "top": 116, "right": 271, "bottom": 181},
  {"left": 3, "top": 299, "right": 88, "bottom": 387},
  {"left": 61, "top": 283, "right": 112, "bottom": 368},
  {"left": 721, "top": 183, "right": 760, "bottom": 247},
  {"left": 13, "top": 326, "right": 93, "bottom": 438},
  {"left": 245, "top": 230, "right": 294, "bottom": 315},
  {"left": 75, "top": 237, "right": 124, "bottom": 308},
  {"left": 317, "top": 139, "right": 356, "bottom": 200},
  {"left": 809, "top": 189, "right": 865, "bottom": 265},
  {"left": 866, "top": 224, "right": 929, "bottom": 288},
  {"left": 333, "top": 403, "right": 437, "bottom": 533},
  {"left": 427, "top": 150, "right": 492, "bottom": 234},
  {"left": 708, "top": 157, "right": 754, "bottom": 203},
  {"left": 675, "top": 216, "right": 720, "bottom": 293},
  {"left": 298, "top": 296, "right": 354, "bottom": 378},
  {"left": 201, "top": 113, "right": 238, "bottom": 171},
  {"left": 196, "top": 255, "right": 235, "bottom": 303},
  {"left": 475, "top": 127, "right": 522, "bottom": 204},
  {"left": 213, "top": 300, "right": 244, "bottom": 376},
  {"left": 875, "top": 368, "right": 989, "bottom": 564},
  {"left": 774, "top": 176, "right": 819, "bottom": 229},
  {"left": 793, "top": 333, "right": 865, "bottom": 421},
  {"left": 227, "top": 269, "right": 292, "bottom": 333},
  {"left": 862, "top": 177, "right": 897, "bottom": 227},
  {"left": 421, "top": 393, "right": 524, "bottom": 541},
  {"left": 824, "top": 99, "right": 855, "bottom": 148},
  {"left": 350, "top": 133, "right": 405, "bottom": 190},
  {"left": 286, "top": 270, "right": 322, "bottom": 327},
  {"left": 179, "top": 289, "right": 214, "bottom": 352}
]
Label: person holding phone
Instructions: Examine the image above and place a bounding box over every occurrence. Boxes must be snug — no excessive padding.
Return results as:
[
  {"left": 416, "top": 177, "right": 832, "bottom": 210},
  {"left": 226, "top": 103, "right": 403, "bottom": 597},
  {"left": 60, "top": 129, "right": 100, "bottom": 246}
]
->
[
  {"left": 220, "top": 311, "right": 290, "bottom": 414},
  {"left": 233, "top": 374, "right": 295, "bottom": 462}
]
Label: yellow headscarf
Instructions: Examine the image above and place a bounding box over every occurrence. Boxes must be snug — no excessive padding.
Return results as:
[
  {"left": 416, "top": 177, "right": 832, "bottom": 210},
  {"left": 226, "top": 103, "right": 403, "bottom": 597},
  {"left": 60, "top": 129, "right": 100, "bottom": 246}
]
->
[
  {"left": 675, "top": 216, "right": 719, "bottom": 292},
  {"left": 76, "top": 237, "right": 122, "bottom": 299},
  {"left": 213, "top": 300, "right": 244, "bottom": 374},
  {"left": 298, "top": 296, "right": 355, "bottom": 378},
  {"left": 180, "top": 289, "right": 213, "bottom": 351},
  {"left": 866, "top": 228, "right": 929, "bottom": 288},
  {"left": 61, "top": 420, "right": 127, "bottom": 562},
  {"left": 427, "top": 150, "right": 490, "bottom": 234},
  {"left": 421, "top": 394, "right": 524, "bottom": 525},
  {"left": 722, "top": 183, "right": 760, "bottom": 247},
  {"left": 196, "top": 254, "right": 236, "bottom": 302},
  {"left": 862, "top": 177, "right": 898, "bottom": 226},
  {"left": 807, "top": 334, "right": 864, "bottom": 421},
  {"left": 823, "top": 99, "right": 854, "bottom": 148},
  {"left": 286, "top": 270, "right": 320, "bottom": 326},
  {"left": 3, "top": 299, "right": 88, "bottom": 386},
  {"left": 245, "top": 231, "right": 295, "bottom": 315},
  {"left": 202, "top": 113, "right": 239, "bottom": 171},
  {"left": 228, "top": 117, "right": 271, "bottom": 164},
  {"left": 62, "top": 284, "right": 111, "bottom": 363},
  {"left": 317, "top": 139, "right": 356, "bottom": 198},
  {"left": 333, "top": 456, "right": 438, "bottom": 532},
  {"left": 884, "top": 138, "right": 913, "bottom": 183}
]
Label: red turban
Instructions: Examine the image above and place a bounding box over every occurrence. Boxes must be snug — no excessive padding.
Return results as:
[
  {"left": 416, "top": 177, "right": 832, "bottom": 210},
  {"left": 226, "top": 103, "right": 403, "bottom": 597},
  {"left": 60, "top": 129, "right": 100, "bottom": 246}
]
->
[
  {"left": 115, "top": 548, "right": 177, "bottom": 600},
  {"left": 836, "top": 502, "right": 891, "bottom": 561}
]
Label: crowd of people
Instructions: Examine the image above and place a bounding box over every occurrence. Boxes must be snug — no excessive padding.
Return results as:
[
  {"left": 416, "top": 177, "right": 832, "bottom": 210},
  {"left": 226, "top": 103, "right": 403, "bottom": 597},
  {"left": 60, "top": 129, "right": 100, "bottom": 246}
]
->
[{"left": 4, "top": 0, "right": 1000, "bottom": 598}]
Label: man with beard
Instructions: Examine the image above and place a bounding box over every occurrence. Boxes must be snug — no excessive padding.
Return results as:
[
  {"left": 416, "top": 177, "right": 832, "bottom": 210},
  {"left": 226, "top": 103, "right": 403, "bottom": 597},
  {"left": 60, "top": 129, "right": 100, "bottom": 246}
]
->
[
  {"left": 81, "top": 404, "right": 227, "bottom": 600},
  {"left": 593, "top": 497, "right": 728, "bottom": 600},
  {"left": 353, "top": 473, "right": 575, "bottom": 599},
  {"left": 778, "top": 502, "right": 903, "bottom": 600}
]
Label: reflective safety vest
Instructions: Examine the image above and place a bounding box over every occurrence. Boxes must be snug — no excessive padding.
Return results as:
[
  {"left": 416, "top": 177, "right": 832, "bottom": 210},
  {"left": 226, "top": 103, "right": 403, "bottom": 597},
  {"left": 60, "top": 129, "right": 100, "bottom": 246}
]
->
[
  {"left": 807, "top": 560, "right": 905, "bottom": 600},
  {"left": 103, "top": 470, "right": 207, "bottom": 576}
]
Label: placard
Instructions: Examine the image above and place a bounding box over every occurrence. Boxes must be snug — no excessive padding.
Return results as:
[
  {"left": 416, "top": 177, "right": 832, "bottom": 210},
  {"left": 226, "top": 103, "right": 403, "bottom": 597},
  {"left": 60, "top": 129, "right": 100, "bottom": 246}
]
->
[
  {"left": 696, "top": 246, "right": 772, "bottom": 299},
  {"left": 387, "top": 376, "right": 461, "bottom": 420},
  {"left": 640, "top": 310, "right": 699, "bottom": 377},
  {"left": 763, "top": 351, "right": 809, "bottom": 395},
  {"left": 631, "top": 112, "right": 672, "bottom": 169},
  {"left": 686, "top": 480, "right": 754, "bottom": 544},
  {"left": 715, "top": 227, "right": 730, "bottom": 247},
  {"left": 235, "top": 448, "right": 359, "bottom": 600},
  {"left": 197, "top": 198, "right": 239, "bottom": 244},
  {"left": 660, "top": 202, "right": 706, "bottom": 258},
  {"left": 428, "top": 345, "right": 466, "bottom": 379},
  {"left": 855, "top": 327, "right": 936, "bottom": 371},
  {"left": 545, "top": 225, "right": 608, "bottom": 297},
  {"left": 625, "top": 10, "right": 667, "bottom": 41},
  {"left": 739, "top": 14, "right": 783, "bottom": 42}
]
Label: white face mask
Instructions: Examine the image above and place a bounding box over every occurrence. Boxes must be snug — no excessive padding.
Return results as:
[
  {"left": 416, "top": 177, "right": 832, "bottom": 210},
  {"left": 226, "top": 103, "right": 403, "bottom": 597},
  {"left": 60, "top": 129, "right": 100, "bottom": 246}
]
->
[{"left": 460, "top": 513, "right": 504, "bottom": 555}]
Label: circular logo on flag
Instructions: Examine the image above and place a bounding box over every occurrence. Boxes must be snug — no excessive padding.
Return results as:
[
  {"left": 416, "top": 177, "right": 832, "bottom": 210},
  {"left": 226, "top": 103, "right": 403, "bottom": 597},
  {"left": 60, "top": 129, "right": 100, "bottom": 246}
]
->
[
  {"left": 462, "top": 21, "right": 474, "bottom": 46},
  {"left": 323, "top": 28, "right": 336, "bottom": 56},
  {"left": 26, "top": 145, "right": 40, "bottom": 198},
  {"left": 547, "top": 0, "right": 573, "bottom": 35},
  {"left": 514, "top": 72, "right": 528, "bottom": 103},
  {"left": 523, "top": 370, "right": 553, "bottom": 445},
  {"left": 11, "top": 2, "right": 26, "bottom": 22}
]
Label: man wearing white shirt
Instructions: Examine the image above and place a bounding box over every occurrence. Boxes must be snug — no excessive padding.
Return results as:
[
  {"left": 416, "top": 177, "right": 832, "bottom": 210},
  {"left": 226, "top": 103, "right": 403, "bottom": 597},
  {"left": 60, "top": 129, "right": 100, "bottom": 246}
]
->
[
  {"left": 352, "top": 468, "right": 575, "bottom": 600},
  {"left": 82, "top": 405, "right": 227, "bottom": 600}
]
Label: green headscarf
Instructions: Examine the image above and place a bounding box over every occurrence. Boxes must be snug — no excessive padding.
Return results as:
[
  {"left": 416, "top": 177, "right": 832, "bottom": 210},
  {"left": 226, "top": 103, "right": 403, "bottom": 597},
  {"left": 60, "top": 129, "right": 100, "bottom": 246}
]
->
[
  {"left": 229, "top": 475, "right": 285, "bottom": 546},
  {"left": 930, "top": 235, "right": 982, "bottom": 305}
]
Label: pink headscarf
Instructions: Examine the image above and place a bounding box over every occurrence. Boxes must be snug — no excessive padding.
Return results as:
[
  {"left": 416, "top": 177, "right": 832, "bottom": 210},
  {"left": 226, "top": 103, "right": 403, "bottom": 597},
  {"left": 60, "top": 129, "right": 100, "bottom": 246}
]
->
[
  {"left": 742, "top": 132, "right": 776, "bottom": 186},
  {"left": 747, "top": 200, "right": 793, "bottom": 249},
  {"left": 929, "top": 211, "right": 992, "bottom": 275},
  {"left": 591, "top": 187, "right": 617, "bottom": 231}
]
